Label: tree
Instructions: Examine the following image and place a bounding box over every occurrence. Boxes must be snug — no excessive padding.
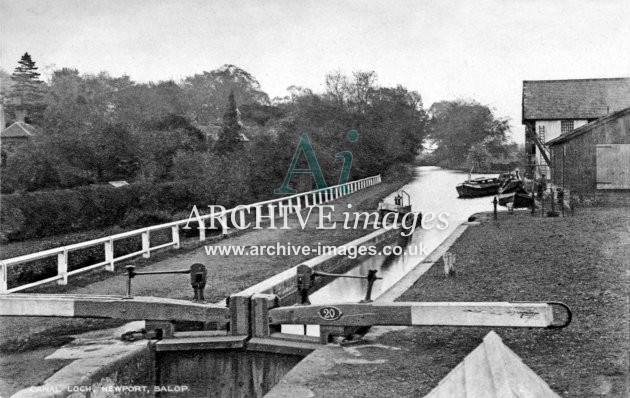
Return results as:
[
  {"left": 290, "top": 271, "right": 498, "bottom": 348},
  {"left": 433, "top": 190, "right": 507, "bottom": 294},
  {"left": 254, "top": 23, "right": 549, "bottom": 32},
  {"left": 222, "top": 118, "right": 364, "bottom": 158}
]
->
[
  {"left": 5, "top": 53, "right": 46, "bottom": 123},
  {"left": 182, "top": 64, "right": 270, "bottom": 124},
  {"left": 325, "top": 70, "right": 349, "bottom": 105},
  {"left": 428, "top": 100, "right": 510, "bottom": 167},
  {"left": 215, "top": 91, "right": 242, "bottom": 154}
]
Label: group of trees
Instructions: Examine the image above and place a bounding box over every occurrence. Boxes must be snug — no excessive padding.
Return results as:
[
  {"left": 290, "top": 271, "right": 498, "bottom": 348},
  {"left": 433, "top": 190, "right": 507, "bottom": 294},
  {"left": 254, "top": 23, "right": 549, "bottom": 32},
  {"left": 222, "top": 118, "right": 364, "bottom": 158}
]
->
[
  {"left": 425, "top": 100, "right": 522, "bottom": 171},
  {"left": 1, "top": 52, "right": 519, "bottom": 207}
]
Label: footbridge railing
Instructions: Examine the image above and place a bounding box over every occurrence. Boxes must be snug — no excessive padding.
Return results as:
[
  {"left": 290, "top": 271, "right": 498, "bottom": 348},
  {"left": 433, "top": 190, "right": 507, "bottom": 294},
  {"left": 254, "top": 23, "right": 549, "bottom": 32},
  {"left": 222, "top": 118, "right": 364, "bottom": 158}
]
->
[{"left": 0, "top": 175, "right": 381, "bottom": 294}]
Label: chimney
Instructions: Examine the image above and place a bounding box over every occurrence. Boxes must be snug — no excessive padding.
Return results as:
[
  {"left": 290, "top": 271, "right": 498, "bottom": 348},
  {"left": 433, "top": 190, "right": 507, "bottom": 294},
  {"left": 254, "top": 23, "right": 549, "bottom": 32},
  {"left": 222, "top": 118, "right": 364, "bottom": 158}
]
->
[{"left": 15, "top": 110, "right": 26, "bottom": 123}]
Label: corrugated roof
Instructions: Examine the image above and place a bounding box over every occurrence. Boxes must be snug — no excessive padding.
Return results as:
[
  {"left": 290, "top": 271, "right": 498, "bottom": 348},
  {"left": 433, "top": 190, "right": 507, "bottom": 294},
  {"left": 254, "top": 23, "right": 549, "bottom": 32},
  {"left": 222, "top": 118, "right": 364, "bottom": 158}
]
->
[
  {"left": 523, "top": 78, "right": 630, "bottom": 121},
  {"left": 424, "top": 331, "right": 560, "bottom": 398},
  {"left": 0, "top": 122, "right": 36, "bottom": 138}
]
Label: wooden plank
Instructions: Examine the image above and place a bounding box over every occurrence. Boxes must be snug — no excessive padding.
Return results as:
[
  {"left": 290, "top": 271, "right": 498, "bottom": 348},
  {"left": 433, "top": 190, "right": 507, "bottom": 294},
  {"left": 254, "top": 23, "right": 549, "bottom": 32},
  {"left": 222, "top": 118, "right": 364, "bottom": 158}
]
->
[
  {"left": 269, "top": 302, "right": 554, "bottom": 328},
  {"left": 0, "top": 294, "right": 75, "bottom": 316},
  {"left": 154, "top": 335, "right": 247, "bottom": 352},
  {"left": 463, "top": 344, "right": 494, "bottom": 398},
  {"left": 0, "top": 294, "right": 229, "bottom": 323},
  {"left": 409, "top": 302, "right": 553, "bottom": 328},
  {"left": 247, "top": 338, "right": 321, "bottom": 356},
  {"left": 483, "top": 332, "right": 515, "bottom": 398}
]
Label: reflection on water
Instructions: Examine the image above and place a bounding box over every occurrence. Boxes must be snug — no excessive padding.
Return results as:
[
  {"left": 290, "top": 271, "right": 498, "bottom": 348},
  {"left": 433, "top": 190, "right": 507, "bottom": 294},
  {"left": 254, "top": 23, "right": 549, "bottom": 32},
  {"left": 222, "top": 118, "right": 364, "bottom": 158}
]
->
[{"left": 283, "top": 166, "right": 499, "bottom": 336}]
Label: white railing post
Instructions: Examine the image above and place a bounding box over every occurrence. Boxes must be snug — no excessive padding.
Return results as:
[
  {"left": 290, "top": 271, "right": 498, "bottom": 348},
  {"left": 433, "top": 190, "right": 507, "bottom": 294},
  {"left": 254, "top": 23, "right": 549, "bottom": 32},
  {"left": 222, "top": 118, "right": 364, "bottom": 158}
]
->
[
  {"left": 142, "top": 230, "right": 151, "bottom": 258},
  {"left": 172, "top": 225, "right": 180, "bottom": 249},
  {"left": 296, "top": 196, "right": 301, "bottom": 210},
  {"left": 287, "top": 198, "right": 293, "bottom": 214},
  {"left": 304, "top": 194, "right": 309, "bottom": 207},
  {"left": 318, "top": 191, "right": 323, "bottom": 204},
  {"left": 0, "top": 262, "right": 7, "bottom": 293},
  {"left": 199, "top": 218, "right": 206, "bottom": 241},
  {"left": 220, "top": 215, "right": 228, "bottom": 237},
  {"left": 104, "top": 239, "right": 115, "bottom": 272},
  {"left": 57, "top": 250, "right": 68, "bottom": 285}
]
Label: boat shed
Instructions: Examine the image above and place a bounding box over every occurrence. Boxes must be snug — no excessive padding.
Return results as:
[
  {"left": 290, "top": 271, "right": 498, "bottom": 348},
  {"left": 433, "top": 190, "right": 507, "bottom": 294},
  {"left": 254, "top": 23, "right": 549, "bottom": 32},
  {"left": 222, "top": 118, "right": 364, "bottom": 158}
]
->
[{"left": 547, "top": 107, "right": 630, "bottom": 204}]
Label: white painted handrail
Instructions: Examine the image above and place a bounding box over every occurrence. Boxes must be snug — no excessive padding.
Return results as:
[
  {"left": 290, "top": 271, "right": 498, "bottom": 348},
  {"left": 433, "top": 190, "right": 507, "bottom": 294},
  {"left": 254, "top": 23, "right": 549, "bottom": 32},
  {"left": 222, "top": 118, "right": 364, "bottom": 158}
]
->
[{"left": 0, "top": 175, "right": 381, "bottom": 293}]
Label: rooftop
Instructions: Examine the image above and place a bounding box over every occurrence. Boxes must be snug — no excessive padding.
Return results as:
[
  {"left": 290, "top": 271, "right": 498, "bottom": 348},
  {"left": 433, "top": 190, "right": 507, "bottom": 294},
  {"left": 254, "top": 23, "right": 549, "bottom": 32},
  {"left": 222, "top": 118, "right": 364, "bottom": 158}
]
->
[
  {"left": 522, "top": 78, "right": 630, "bottom": 121},
  {"left": 1, "top": 121, "right": 37, "bottom": 139}
]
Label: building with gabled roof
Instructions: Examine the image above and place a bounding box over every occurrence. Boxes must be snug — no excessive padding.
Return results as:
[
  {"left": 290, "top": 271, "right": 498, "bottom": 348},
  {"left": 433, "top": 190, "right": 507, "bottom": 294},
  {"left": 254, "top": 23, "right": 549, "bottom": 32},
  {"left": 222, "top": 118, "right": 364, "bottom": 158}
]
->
[
  {"left": 0, "top": 110, "right": 38, "bottom": 159},
  {"left": 547, "top": 107, "right": 629, "bottom": 204},
  {"left": 522, "top": 78, "right": 630, "bottom": 178}
]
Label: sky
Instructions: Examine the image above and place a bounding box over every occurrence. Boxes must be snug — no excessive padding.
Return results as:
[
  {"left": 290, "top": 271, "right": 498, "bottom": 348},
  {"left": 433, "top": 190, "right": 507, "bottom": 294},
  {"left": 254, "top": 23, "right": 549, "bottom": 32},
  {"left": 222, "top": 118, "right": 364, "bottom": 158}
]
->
[{"left": 1, "top": 0, "right": 629, "bottom": 143}]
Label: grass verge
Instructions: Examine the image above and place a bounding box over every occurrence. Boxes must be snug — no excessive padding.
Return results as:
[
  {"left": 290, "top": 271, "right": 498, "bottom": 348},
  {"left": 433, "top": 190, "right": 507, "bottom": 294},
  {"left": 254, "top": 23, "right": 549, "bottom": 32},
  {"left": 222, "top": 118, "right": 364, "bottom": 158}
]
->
[{"left": 305, "top": 207, "right": 629, "bottom": 397}]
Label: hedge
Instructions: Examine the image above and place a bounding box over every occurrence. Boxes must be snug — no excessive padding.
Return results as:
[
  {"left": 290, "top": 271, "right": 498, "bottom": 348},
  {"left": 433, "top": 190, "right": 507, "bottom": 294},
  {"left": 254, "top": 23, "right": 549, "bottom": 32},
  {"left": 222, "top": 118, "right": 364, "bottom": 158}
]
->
[{"left": 0, "top": 180, "right": 209, "bottom": 242}]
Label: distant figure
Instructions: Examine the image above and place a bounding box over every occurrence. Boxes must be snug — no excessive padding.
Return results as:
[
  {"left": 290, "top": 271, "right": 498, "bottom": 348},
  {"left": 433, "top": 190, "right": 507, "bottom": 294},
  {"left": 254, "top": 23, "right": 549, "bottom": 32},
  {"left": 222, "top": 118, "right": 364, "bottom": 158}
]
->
[{"left": 537, "top": 174, "right": 547, "bottom": 198}]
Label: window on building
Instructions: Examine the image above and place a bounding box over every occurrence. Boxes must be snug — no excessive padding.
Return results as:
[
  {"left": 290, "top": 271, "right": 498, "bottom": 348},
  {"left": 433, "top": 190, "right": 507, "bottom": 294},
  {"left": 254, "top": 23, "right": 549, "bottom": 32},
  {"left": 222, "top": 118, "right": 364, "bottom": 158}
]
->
[
  {"left": 537, "top": 125, "right": 546, "bottom": 141},
  {"left": 561, "top": 120, "right": 574, "bottom": 135}
]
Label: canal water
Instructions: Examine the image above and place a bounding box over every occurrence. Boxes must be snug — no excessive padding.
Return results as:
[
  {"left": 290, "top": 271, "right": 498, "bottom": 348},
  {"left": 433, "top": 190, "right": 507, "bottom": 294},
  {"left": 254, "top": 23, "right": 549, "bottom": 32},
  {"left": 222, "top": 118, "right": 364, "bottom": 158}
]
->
[{"left": 286, "top": 166, "right": 500, "bottom": 335}]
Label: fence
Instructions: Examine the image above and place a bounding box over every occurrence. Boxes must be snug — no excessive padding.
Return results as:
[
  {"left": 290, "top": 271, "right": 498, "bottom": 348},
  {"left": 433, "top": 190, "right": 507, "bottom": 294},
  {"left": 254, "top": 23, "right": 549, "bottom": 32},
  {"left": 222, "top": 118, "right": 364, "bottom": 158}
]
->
[{"left": 0, "top": 175, "right": 381, "bottom": 293}]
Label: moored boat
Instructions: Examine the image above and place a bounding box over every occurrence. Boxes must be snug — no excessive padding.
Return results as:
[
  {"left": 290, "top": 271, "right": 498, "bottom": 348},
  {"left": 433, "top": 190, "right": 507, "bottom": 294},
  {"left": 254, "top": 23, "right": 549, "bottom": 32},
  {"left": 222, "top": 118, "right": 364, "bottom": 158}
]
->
[
  {"left": 497, "top": 177, "right": 534, "bottom": 208},
  {"left": 456, "top": 177, "right": 502, "bottom": 198}
]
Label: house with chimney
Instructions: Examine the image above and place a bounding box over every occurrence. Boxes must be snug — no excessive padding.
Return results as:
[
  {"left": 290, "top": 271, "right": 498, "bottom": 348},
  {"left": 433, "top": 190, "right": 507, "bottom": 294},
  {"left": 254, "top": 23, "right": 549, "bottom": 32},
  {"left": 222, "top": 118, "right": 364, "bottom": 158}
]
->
[
  {"left": 0, "top": 109, "right": 37, "bottom": 166},
  {"left": 522, "top": 78, "right": 630, "bottom": 178}
]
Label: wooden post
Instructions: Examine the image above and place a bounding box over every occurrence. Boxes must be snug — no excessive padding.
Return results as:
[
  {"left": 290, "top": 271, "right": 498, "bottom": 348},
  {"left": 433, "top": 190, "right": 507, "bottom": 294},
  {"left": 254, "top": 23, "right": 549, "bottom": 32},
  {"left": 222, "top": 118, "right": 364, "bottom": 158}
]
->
[
  {"left": 142, "top": 230, "right": 151, "bottom": 258},
  {"left": 296, "top": 196, "right": 301, "bottom": 211},
  {"left": 104, "top": 239, "right": 115, "bottom": 272},
  {"left": 0, "top": 262, "right": 7, "bottom": 293},
  {"left": 443, "top": 252, "right": 456, "bottom": 276},
  {"left": 171, "top": 225, "right": 180, "bottom": 249},
  {"left": 57, "top": 250, "right": 68, "bottom": 285},
  {"left": 304, "top": 194, "right": 309, "bottom": 207},
  {"left": 229, "top": 293, "right": 252, "bottom": 336},
  {"left": 250, "top": 294, "right": 279, "bottom": 338}
]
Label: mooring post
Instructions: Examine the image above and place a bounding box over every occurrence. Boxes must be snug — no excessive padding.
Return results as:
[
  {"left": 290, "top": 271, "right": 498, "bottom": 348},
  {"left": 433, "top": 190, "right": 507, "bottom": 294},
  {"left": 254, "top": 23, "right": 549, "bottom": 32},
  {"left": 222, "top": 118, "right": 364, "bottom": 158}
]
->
[
  {"left": 296, "top": 264, "right": 313, "bottom": 305},
  {"left": 124, "top": 265, "right": 136, "bottom": 299},
  {"left": 362, "top": 270, "right": 379, "bottom": 303},
  {"left": 493, "top": 196, "right": 498, "bottom": 220}
]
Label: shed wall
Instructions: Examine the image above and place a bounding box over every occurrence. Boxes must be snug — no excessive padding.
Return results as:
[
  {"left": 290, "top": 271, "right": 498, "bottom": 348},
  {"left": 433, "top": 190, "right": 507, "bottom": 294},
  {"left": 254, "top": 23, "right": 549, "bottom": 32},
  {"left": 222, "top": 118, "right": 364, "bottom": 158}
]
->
[{"left": 550, "top": 111, "right": 630, "bottom": 193}]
